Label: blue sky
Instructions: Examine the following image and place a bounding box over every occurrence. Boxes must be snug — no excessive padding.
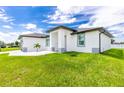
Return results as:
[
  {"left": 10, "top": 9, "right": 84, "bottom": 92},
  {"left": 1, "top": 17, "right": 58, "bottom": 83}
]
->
[{"left": 0, "top": 6, "right": 124, "bottom": 43}]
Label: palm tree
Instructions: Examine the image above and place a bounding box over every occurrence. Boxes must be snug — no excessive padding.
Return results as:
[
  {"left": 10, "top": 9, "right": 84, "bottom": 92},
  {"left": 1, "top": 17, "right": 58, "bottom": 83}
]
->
[{"left": 34, "top": 43, "right": 41, "bottom": 52}]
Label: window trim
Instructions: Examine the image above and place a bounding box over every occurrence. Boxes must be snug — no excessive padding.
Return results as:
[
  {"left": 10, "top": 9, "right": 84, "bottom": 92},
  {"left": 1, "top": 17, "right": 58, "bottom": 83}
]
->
[{"left": 77, "top": 33, "right": 85, "bottom": 47}]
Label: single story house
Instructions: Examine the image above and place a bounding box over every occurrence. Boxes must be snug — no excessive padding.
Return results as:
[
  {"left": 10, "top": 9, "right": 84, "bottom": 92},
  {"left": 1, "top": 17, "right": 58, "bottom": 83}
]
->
[{"left": 19, "top": 26, "right": 113, "bottom": 53}]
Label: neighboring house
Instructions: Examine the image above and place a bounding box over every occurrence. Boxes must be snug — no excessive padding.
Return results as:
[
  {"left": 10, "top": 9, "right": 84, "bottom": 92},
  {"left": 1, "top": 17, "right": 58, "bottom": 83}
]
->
[
  {"left": 111, "top": 40, "right": 124, "bottom": 48},
  {"left": 111, "top": 43, "right": 124, "bottom": 48},
  {"left": 19, "top": 26, "right": 113, "bottom": 53}
]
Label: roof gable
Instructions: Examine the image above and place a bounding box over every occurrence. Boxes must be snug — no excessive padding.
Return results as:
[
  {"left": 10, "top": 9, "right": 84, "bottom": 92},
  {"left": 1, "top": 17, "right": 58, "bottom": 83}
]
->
[{"left": 47, "top": 26, "right": 77, "bottom": 33}]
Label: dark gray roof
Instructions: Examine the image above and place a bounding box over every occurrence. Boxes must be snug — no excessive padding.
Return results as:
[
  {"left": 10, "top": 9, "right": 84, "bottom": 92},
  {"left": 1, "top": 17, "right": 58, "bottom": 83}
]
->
[
  {"left": 46, "top": 26, "right": 113, "bottom": 38},
  {"left": 18, "top": 33, "right": 49, "bottom": 39},
  {"left": 71, "top": 27, "right": 113, "bottom": 38},
  {"left": 77, "top": 27, "right": 102, "bottom": 32},
  {"left": 19, "top": 26, "right": 113, "bottom": 39}
]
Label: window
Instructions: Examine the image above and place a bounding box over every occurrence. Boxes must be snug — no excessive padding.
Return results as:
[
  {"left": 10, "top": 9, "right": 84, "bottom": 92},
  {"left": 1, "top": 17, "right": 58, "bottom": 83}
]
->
[
  {"left": 77, "top": 33, "right": 85, "bottom": 46},
  {"left": 46, "top": 38, "right": 50, "bottom": 47}
]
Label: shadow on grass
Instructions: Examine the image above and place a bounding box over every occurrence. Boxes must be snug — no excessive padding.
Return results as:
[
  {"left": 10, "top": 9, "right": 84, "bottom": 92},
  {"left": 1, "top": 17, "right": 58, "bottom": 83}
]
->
[
  {"left": 102, "top": 49, "right": 124, "bottom": 59},
  {"left": 63, "top": 51, "right": 82, "bottom": 57},
  {"left": 63, "top": 49, "right": 124, "bottom": 60}
]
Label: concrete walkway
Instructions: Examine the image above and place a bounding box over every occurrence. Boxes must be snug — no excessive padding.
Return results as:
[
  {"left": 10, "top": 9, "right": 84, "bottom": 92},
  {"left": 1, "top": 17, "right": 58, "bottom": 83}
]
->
[
  {"left": 0, "top": 50, "right": 17, "bottom": 54},
  {"left": 0, "top": 51, "right": 9, "bottom": 54},
  {"left": 0, "top": 50, "right": 55, "bottom": 56}
]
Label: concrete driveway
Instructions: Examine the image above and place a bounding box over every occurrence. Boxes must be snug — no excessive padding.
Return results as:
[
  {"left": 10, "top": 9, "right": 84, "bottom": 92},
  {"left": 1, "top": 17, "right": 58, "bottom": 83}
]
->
[
  {"left": 0, "top": 50, "right": 55, "bottom": 56},
  {"left": 0, "top": 51, "right": 10, "bottom": 54}
]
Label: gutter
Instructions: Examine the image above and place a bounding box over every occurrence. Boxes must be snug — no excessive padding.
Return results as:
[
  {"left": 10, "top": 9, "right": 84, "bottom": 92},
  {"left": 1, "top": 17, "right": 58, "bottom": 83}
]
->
[{"left": 99, "top": 30, "right": 105, "bottom": 53}]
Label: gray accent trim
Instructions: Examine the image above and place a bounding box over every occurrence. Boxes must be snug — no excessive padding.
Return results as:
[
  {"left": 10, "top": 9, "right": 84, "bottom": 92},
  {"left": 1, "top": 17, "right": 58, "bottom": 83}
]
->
[
  {"left": 51, "top": 47, "right": 55, "bottom": 51},
  {"left": 58, "top": 48, "right": 66, "bottom": 52},
  {"left": 92, "top": 48, "right": 99, "bottom": 53},
  {"left": 22, "top": 47, "right": 28, "bottom": 52}
]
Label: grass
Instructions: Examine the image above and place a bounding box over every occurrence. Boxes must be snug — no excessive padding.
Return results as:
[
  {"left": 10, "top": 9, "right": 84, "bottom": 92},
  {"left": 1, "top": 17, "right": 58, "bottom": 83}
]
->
[
  {"left": 0, "top": 48, "right": 124, "bottom": 86},
  {"left": 102, "top": 48, "right": 124, "bottom": 59},
  {"left": 0, "top": 47, "right": 19, "bottom": 52}
]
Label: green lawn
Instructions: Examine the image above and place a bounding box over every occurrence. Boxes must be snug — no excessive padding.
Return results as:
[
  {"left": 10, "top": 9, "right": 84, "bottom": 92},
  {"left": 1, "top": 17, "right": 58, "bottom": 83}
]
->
[
  {"left": 0, "top": 49, "right": 124, "bottom": 86},
  {"left": 0, "top": 47, "right": 19, "bottom": 52}
]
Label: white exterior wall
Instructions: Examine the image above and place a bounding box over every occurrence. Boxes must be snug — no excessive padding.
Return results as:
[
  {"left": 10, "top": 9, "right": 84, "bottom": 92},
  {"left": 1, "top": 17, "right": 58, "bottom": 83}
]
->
[
  {"left": 67, "top": 31, "right": 100, "bottom": 53},
  {"left": 58, "top": 28, "right": 72, "bottom": 50},
  {"left": 21, "top": 28, "right": 111, "bottom": 53},
  {"left": 50, "top": 31, "right": 58, "bottom": 50},
  {"left": 50, "top": 28, "right": 73, "bottom": 52},
  {"left": 67, "top": 30, "right": 111, "bottom": 53},
  {"left": 21, "top": 37, "right": 50, "bottom": 52},
  {"left": 58, "top": 29, "right": 65, "bottom": 48},
  {"left": 101, "top": 33, "right": 111, "bottom": 52},
  {"left": 49, "top": 28, "right": 105, "bottom": 53},
  {"left": 50, "top": 28, "right": 111, "bottom": 53}
]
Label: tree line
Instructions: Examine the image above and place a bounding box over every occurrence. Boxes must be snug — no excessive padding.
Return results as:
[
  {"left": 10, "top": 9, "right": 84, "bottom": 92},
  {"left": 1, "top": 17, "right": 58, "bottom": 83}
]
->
[{"left": 0, "top": 41, "right": 20, "bottom": 48}]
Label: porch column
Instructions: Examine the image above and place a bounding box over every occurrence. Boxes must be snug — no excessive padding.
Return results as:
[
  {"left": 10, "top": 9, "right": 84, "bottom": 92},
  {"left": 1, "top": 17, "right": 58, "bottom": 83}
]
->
[
  {"left": 58, "top": 30, "right": 65, "bottom": 52},
  {"left": 50, "top": 32, "right": 53, "bottom": 51}
]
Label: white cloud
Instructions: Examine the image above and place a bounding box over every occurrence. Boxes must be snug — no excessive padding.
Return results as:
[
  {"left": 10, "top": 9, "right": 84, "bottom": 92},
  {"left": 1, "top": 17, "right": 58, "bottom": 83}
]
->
[
  {"left": 22, "top": 23, "right": 37, "bottom": 30},
  {"left": 0, "top": 29, "right": 44, "bottom": 43},
  {"left": 47, "top": 6, "right": 85, "bottom": 24},
  {"left": 78, "top": 7, "right": 124, "bottom": 28},
  {"left": 77, "top": 7, "right": 124, "bottom": 37},
  {"left": 56, "top": 6, "right": 85, "bottom": 15},
  {"left": 21, "top": 31, "right": 34, "bottom": 35},
  {"left": 90, "top": 7, "right": 124, "bottom": 27},
  {"left": 2, "top": 25, "right": 13, "bottom": 29},
  {"left": 0, "top": 23, "right": 45, "bottom": 43},
  {"left": 34, "top": 6, "right": 124, "bottom": 38},
  {"left": 46, "top": 6, "right": 100, "bottom": 24},
  {"left": 0, "top": 30, "right": 44, "bottom": 43},
  {"left": 0, "top": 31, "right": 19, "bottom": 43},
  {"left": 0, "top": 8, "right": 15, "bottom": 23},
  {"left": 107, "top": 25, "right": 124, "bottom": 37},
  {"left": 20, "top": 30, "right": 43, "bottom": 35},
  {"left": 49, "top": 18, "right": 76, "bottom": 24},
  {"left": 21, "top": 23, "right": 44, "bottom": 33}
]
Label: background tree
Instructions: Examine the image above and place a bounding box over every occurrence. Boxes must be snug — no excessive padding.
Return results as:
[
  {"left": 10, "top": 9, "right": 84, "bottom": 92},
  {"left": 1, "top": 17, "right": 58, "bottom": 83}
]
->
[
  {"left": 0, "top": 41, "right": 6, "bottom": 51},
  {"left": 15, "top": 41, "right": 19, "bottom": 47},
  {"left": 0, "top": 41, "right": 6, "bottom": 48},
  {"left": 0, "top": 41, "right": 2, "bottom": 52},
  {"left": 10, "top": 43, "right": 14, "bottom": 47},
  {"left": 34, "top": 43, "right": 41, "bottom": 52}
]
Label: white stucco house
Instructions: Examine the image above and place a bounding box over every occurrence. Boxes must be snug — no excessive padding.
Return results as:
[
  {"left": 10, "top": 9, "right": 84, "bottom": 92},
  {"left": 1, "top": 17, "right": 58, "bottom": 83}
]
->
[{"left": 19, "top": 26, "right": 113, "bottom": 53}]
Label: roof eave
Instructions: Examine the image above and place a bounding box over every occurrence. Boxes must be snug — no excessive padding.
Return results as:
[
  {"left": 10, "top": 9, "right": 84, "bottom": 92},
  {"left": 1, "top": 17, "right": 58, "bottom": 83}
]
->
[
  {"left": 47, "top": 26, "right": 77, "bottom": 33},
  {"left": 18, "top": 35, "right": 49, "bottom": 39},
  {"left": 71, "top": 27, "right": 113, "bottom": 38},
  {"left": 71, "top": 27, "right": 103, "bottom": 35}
]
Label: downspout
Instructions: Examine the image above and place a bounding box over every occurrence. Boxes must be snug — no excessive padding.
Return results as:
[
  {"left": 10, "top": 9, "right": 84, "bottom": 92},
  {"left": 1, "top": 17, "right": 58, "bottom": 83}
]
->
[{"left": 99, "top": 30, "right": 105, "bottom": 53}]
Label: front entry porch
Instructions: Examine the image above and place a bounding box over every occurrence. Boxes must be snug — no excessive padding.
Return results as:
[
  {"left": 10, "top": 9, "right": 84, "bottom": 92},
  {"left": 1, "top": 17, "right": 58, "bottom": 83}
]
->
[{"left": 50, "top": 30, "right": 67, "bottom": 52}]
